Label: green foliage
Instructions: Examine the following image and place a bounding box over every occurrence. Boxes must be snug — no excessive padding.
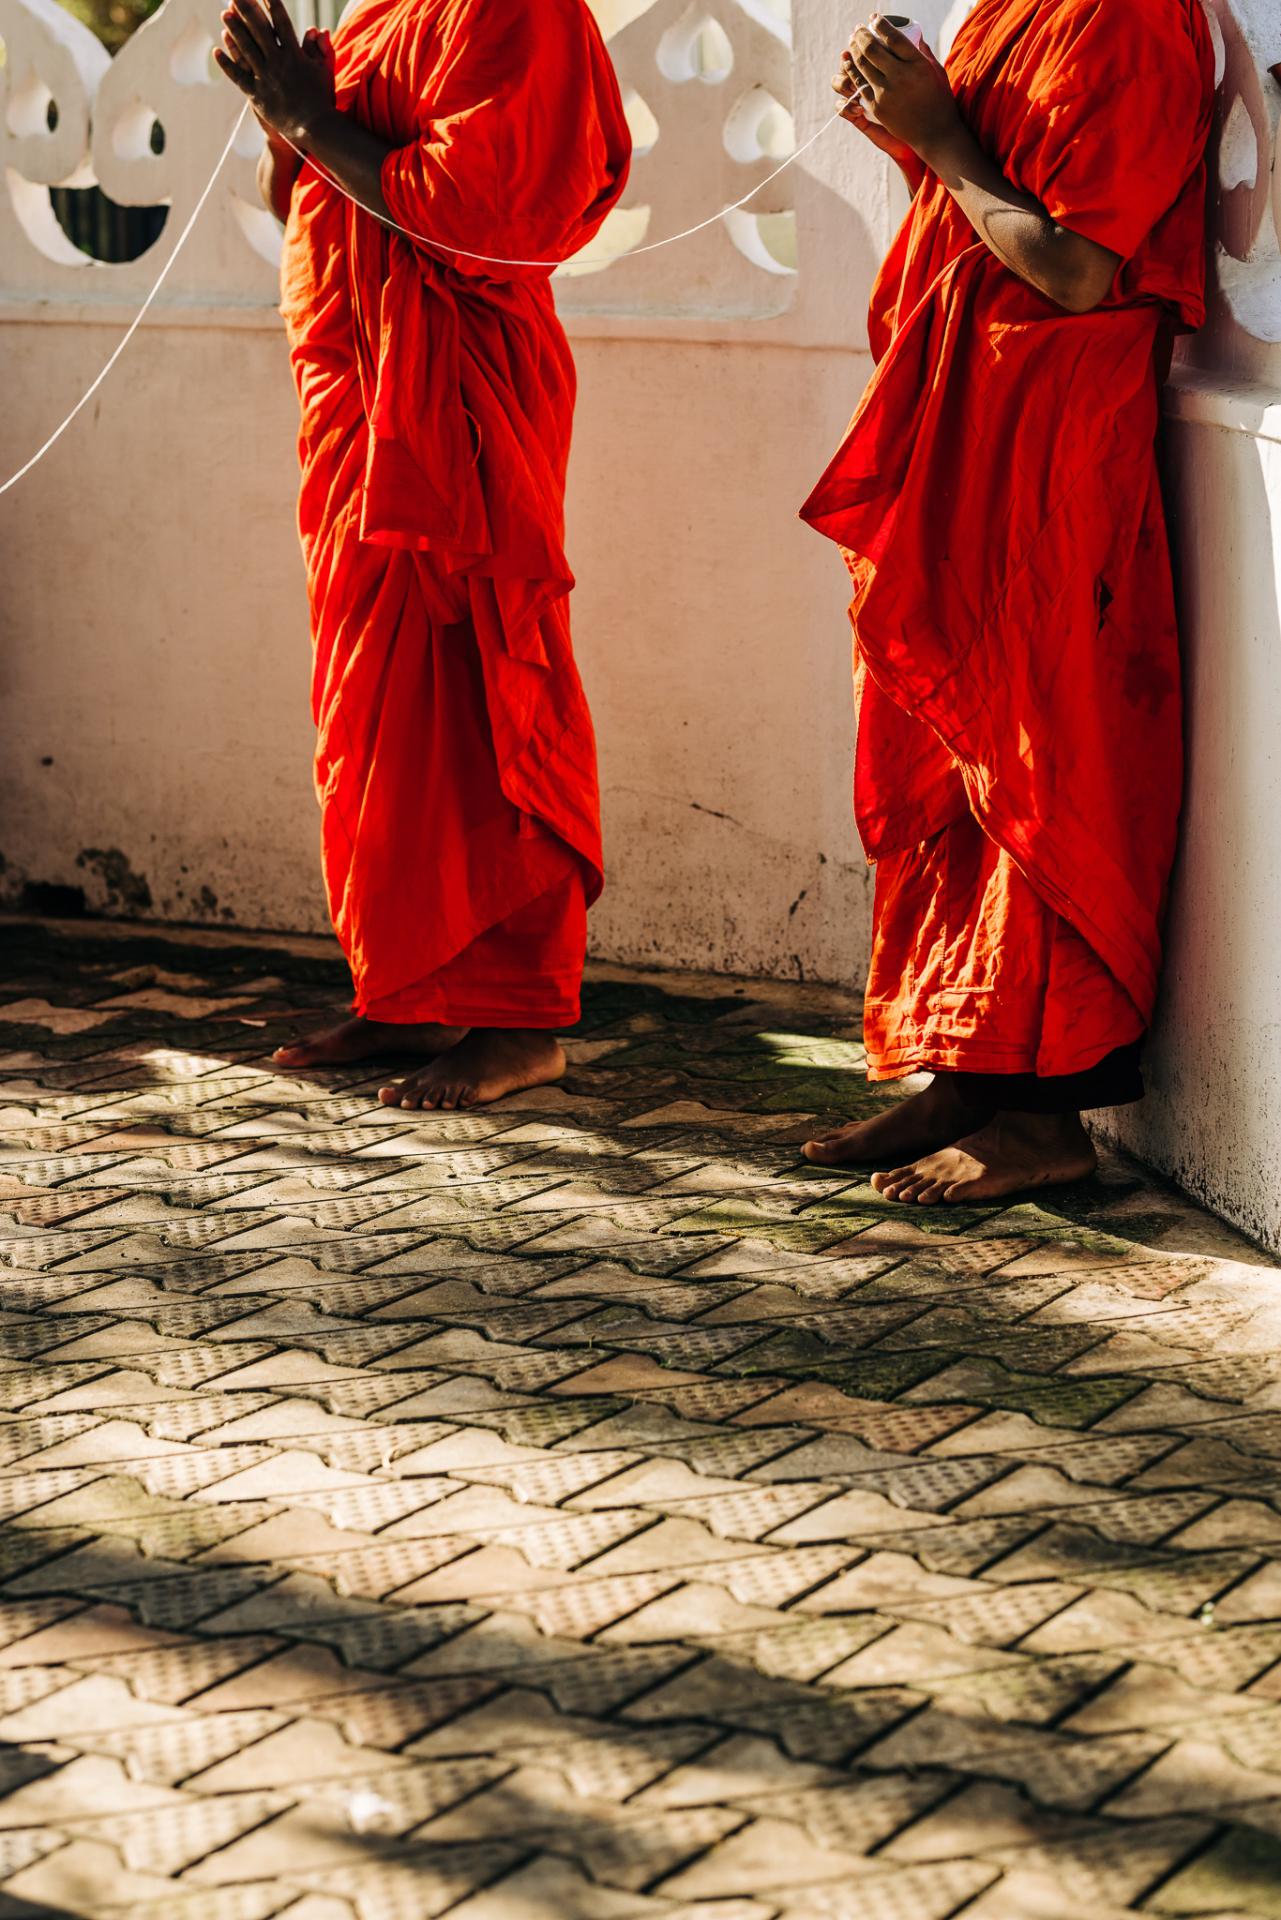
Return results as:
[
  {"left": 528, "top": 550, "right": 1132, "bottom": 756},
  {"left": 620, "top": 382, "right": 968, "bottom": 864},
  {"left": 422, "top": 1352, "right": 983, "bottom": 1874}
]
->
[{"left": 57, "top": 0, "right": 162, "bottom": 53}]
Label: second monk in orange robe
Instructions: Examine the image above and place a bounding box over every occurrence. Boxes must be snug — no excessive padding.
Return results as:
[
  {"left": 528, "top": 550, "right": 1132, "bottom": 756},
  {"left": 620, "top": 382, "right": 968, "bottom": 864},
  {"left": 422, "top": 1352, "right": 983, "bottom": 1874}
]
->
[
  {"left": 217, "top": 0, "right": 630, "bottom": 1106},
  {"left": 799, "top": 0, "right": 1213, "bottom": 1201}
]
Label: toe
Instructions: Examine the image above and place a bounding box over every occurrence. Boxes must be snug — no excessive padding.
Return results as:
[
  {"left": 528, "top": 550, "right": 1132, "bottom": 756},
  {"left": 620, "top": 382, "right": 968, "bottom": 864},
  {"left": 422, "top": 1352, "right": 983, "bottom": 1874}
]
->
[
  {"left": 914, "top": 1179, "right": 949, "bottom": 1204},
  {"left": 943, "top": 1178, "right": 982, "bottom": 1203},
  {"left": 458, "top": 1086, "right": 479, "bottom": 1109},
  {"left": 873, "top": 1165, "right": 913, "bottom": 1195},
  {"left": 816, "top": 1130, "right": 865, "bottom": 1165},
  {"left": 887, "top": 1172, "right": 927, "bottom": 1203},
  {"left": 378, "top": 1084, "right": 399, "bottom": 1105}
]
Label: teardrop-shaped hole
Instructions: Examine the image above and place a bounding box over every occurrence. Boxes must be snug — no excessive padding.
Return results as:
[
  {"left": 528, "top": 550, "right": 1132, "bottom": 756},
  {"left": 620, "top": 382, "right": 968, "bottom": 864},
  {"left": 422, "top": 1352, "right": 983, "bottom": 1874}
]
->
[
  {"left": 624, "top": 86, "right": 659, "bottom": 158},
  {"left": 724, "top": 85, "right": 794, "bottom": 163},
  {"left": 658, "top": 9, "right": 734, "bottom": 84}
]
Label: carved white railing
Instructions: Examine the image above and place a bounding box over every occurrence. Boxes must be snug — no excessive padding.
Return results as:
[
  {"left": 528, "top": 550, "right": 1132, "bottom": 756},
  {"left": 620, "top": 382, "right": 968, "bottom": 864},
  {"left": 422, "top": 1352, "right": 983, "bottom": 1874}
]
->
[
  {"left": 0, "top": 0, "right": 1277, "bottom": 353},
  {"left": 569, "top": 0, "right": 797, "bottom": 315},
  {"left": 0, "top": 0, "right": 799, "bottom": 316},
  {"left": 0, "top": 0, "right": 276, "bottom": 301},
  {"left": 1192, "top": 0, "right": 1281, "bottom": 380}
]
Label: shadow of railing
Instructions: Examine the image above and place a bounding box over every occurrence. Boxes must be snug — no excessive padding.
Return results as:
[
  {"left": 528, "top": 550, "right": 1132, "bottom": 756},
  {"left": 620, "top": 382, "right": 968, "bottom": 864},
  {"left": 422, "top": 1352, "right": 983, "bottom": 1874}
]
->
[{"left": 2, "top": 914, "right": 1281, "bottom": 1911}]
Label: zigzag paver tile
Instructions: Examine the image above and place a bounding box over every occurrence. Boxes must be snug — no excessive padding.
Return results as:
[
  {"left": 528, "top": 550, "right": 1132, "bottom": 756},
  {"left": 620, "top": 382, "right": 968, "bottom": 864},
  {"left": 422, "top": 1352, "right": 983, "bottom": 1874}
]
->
[{"left": 0, "top": 923, "right": 1279, "bottom": 1914}]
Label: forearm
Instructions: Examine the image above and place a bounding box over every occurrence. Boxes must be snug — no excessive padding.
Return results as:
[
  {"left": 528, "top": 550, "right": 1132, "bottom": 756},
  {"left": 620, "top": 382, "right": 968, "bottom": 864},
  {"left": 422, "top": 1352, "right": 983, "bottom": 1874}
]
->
[
  {"left": 291, "top": 105, "right": 395, "bottom": 225},
  {"left": 917, "top": 122, "right": 1113, "bottom": 311},
  {"left": 257, "top": 134, "right": 303, "bottom": 221}
]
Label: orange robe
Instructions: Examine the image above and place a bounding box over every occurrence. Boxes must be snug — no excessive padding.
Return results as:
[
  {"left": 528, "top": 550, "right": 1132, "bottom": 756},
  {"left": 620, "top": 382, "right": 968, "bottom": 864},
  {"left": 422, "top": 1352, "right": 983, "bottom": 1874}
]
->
[
  {"left": 801, "top": 0, "right": 1213, "bottom": 1084},
  {"left": 279, "top": 0, "right": 630, "bottom": 1027}
]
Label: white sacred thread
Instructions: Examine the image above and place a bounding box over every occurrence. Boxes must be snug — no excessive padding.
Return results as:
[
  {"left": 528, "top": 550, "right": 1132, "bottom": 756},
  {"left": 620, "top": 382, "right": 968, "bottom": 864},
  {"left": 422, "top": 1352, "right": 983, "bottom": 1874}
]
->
[
  {"left": 279, "top": 106, "right": 846, "bottom": 270},
  {"left": 1, "top": 102, "right": 843, "bottom": 496}
]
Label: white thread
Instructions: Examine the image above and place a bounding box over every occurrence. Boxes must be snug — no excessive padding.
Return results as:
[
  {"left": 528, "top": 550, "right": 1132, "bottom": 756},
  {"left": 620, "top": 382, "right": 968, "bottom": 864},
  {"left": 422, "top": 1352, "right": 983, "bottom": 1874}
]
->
[
  {"left": 1, "top": 100, "right": 841, "bottom": 496},
  {"left": 0, "top": 104, "right": 250, "bottom": 498},
  {"left": 281, "top": 108, "right": 845, "bottom": 269}
]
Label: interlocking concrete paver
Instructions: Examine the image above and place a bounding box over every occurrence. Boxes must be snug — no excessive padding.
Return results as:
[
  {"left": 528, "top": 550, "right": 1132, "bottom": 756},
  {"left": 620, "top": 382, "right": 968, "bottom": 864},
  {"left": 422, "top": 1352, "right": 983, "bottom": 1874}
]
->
[
  {"left": 1, "top": 923, "right": 1281, "bottom": 1914},
  {"left": 1147, "top": 1828, "right": 1281, "bottom": 1915},
  {"left": 0, "top": 1837, "right": 270, "bottom": 1918}
]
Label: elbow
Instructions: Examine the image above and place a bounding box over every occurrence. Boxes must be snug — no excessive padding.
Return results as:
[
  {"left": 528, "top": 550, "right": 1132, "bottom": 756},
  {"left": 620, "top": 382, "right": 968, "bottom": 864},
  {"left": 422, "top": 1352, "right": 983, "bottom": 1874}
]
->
[
  {"left": 1052, "top": 277, "right": 1106, "bottom": 315},
  {"left": 1038, "top": 258, "right": 1106, "bottom": 313},
  {"left": 1042, "top": 230, "right": 1119, "bottom": 314},
  {"left": 1052, "top": 284, "right": 1106, "bottom": 314}
]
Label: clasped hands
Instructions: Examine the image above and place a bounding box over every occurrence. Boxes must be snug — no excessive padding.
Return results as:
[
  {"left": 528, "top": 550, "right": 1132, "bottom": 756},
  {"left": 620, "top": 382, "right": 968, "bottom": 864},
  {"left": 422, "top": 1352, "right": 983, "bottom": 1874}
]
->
[
  {"left": 832, "top": 13, "right": 961, "bottom": 165},
  {"left": 215, "top": 0, "right": 334, "bottom": 148}
]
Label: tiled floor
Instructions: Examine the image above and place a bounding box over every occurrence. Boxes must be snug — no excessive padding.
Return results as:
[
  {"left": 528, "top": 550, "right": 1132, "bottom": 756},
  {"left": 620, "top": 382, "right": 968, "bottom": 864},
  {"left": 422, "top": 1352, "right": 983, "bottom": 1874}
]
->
[{"left": 0, "top": 915, "right": 1279, "bottom": 1919}]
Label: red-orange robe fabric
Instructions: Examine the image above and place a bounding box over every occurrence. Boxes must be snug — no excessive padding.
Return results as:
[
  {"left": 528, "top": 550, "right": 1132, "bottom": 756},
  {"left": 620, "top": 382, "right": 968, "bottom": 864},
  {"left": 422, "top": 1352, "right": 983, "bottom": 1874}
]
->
[
  {"left": 801, "top": 0, "right": 1213, "bottom": 1083},
  {"left": 279, "top": 0, "right": 630, "bottom": 1027}
]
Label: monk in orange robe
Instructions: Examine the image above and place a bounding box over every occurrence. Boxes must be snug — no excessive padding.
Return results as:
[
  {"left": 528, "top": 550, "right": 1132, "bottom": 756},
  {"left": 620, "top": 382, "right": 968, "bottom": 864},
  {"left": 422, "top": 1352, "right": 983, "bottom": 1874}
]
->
[
  {"left": 799, "top": 0, "right": 1213, "bottom": 1201},
  {"left": 216, "top": 0, "right": 629, "bottom": 1107}
]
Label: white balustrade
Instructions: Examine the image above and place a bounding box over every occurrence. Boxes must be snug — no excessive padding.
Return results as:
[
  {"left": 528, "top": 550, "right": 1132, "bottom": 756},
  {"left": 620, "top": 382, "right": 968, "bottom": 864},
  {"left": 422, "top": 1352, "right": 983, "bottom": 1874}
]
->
[
  {"left": 0, "top": 0, "right": 1276, "bottom": 350},
  {"left": 0, "top": 0, "right": 801, "bottom": 315},
  {"left": 0, "top": 0, "right": 274, "bottom": 300},
  {"left": 1194, "top": 0, "right": 1281, "bottom": 380},
  {"left": 560, "top": 0, "right": 798, "bottom": 317}
]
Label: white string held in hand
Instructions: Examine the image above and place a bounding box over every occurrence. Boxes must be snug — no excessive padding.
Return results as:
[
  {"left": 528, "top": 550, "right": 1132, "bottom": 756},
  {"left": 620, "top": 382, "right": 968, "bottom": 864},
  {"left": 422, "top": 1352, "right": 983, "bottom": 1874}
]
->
[{"left": 1, "top": 101, "right": 841, "bottom": 496}]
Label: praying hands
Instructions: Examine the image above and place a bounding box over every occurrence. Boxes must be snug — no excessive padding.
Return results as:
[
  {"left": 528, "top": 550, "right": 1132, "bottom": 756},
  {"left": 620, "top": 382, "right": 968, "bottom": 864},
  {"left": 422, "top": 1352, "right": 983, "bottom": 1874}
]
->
[
  {"left": 216, "top": 0, "right": 400, "bottom": 229},
  {"left": 215, "top": 0, "right": 334, "bottom": 146}
]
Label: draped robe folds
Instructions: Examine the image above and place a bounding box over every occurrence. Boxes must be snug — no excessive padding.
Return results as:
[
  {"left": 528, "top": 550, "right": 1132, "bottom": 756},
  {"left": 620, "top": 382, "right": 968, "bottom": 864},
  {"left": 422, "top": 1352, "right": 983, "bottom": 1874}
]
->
[
  {"left": 800, "top": 0, "right": 1214, "bottom": 1083},
  {"left": 278, "top": 0, "right": 630, "bottom": 1026}
]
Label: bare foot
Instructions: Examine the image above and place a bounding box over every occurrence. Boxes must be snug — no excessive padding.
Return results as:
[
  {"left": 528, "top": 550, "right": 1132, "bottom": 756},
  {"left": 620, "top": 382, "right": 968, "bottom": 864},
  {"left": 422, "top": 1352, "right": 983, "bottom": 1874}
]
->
[
  {"left": 380, "top": 1028, "right": 567, "bottom": 1111},
  {"left": 803, "top": 1076, "right": 995, "bottom": 1170},
  {"left": 871, "top": 1111, "right": 1098, "bottom": 1205},
  {"left": 272, "top": 1014, "right": 466, "bottom": 1070}
]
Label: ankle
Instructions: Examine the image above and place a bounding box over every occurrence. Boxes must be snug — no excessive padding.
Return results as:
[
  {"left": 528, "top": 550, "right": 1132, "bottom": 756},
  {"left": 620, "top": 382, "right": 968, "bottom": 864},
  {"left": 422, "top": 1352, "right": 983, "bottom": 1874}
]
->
[
  {"left": 929, "top": 1076, "right": 995, "bottom": 1122},
  {"left": 993, "top": 1108, "right": 1087, "bottom": 1144}
]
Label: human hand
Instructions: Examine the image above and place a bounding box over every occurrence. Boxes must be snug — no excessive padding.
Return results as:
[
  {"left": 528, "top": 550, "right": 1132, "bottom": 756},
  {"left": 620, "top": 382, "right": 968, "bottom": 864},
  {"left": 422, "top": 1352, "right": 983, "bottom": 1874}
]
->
[
  {"left": 831, "top": 60, "right": 916, "bottom": 167},
  {"left": 841, "top": 14, "right": 961, "bottom": 161},
  {"left": 215, "top": 0, "right": 335, "bottom": 147}
]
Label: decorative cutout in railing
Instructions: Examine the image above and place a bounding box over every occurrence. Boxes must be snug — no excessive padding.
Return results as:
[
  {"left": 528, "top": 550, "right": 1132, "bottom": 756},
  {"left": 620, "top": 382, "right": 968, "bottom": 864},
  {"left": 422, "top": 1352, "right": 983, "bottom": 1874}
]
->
[
  {"left": 560, "top": 0, "right": 798, "bottom": 316},
  {"left": 1199, "top": 0, "right": 1281, "bottom": 367}
]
